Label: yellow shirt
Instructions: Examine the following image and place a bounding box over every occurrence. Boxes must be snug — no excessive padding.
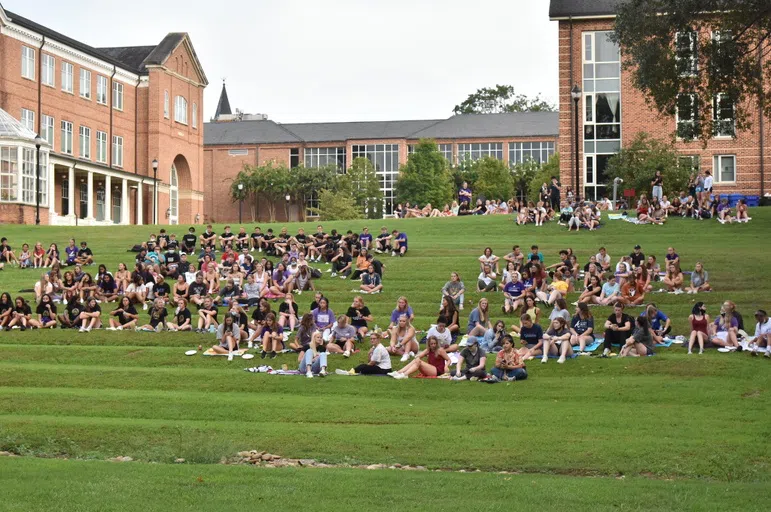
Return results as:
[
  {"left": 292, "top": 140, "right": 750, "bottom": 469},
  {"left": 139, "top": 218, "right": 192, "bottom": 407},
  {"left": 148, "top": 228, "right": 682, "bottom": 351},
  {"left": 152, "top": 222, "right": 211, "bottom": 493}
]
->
[{"left": 553, "top": 280, "right": 569, "bottom": 294}]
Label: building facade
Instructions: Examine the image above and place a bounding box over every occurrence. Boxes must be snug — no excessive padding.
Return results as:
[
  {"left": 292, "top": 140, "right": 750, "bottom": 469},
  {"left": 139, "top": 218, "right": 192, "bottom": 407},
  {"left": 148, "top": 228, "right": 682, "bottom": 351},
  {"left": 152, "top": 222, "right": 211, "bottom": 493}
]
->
[
  {"left": 0, "top": 3, "right": 207, "bottom": 225},
  {"left": 203, "top": 89, "right": 558, "bottom": 223},
  {"left": 550, "top": 0, "right": 770, "bottom": 200}
]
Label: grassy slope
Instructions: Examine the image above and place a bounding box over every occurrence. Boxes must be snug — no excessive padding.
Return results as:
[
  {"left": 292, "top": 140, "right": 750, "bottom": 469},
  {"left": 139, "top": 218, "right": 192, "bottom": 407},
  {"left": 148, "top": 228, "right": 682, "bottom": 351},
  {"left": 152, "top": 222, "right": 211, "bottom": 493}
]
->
[{"left": 0, "top": 211, "right": 770, "bottom": 509}]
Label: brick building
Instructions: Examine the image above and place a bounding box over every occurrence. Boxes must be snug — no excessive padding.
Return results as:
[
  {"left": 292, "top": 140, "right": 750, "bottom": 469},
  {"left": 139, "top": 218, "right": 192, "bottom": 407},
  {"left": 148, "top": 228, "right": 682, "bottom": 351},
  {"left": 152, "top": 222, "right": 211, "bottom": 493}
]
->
[
  {"left": 549, "top": 0, "right": 770, "bottom": 200},
  {"left": 203, "top": 84, "right": 559, "bottom": 222},
  {"left": 0, "top": 3, "right": 207, "bottom": 226}
]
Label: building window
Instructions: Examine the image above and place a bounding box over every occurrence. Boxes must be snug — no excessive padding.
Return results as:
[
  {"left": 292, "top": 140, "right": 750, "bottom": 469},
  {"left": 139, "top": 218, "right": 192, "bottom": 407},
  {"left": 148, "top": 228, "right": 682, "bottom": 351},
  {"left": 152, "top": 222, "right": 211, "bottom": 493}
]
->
[
  {"left": 290, "top": 148, "right": 300, "bottom": 168},
  {"left": 96, "top": 76, "right": 108, "bottom": 105},
  {"left": 582, "top": 30, "right": 621, "bottom": 201},
  {"left": 164, "top": 91, "right": 170, "bottom": 118},
  {"left": 192, "top": 103, "right": 198, "bottom": 129},
  {"left": 61, "top": 178, "right": 69, "bottom": 215},
  {"left": 80, "top": 69, "right": 91, "bottom": 99},
  {"left": 21, "top": 108, "right": 35, "bottom": 132},
  {"left": 509, "top": 141, "right": 555, "bottom": 166},
  {"left": 0, "top": 147, "right": 19, "bottom": 201},
  {"left": 21, "top": 148, "right": 35, "bottom": 204},
  {"left": 408, "top": 143, "right": 453, "bottom": 164},
  {"left": 678, "top": 155, "right": 700, "bottom": 175},
  {"left": 113, "top": 82, "right": 124, "bottom": 111},
  {"left": 712, "top": 94, "right": 735, "bottom": 137},
  {"left": 112, "top": 136, "right": 124, "bottom": 167},
  {"left": 21, "top": 46, "right": 35, "bottom": 80},
  {"left": 351, "top": 144, "right": 399, "bottom": 215},
  {"left": 676, "top": 94, "right": 699, "bottom": 140},
  {"left": 675, "top": 31, "right": 698, "bottom": 77},
  {"left": 304, "top": 147, "right": 346, "bottom": 170},
  {"left": 61, "top": 62, "right": 74, "bottom": 93},
  {"left": 228, "top": 149, "right": 249, "bottom": 156},
  {"left": 41, "top": 54, "right": 55, "bottom": 87},
  {"left": 174, "top": 96, "right": 188, "bottom": 124},
  {"left": 79, "top": 126, "right": 91, "bottom": 160},
  {"left": 96, "top": 131, "right": 107, "bottom": 164},
  {"left": 42, "top": 115, "right": 54, "bottom": 146},
  {"left": 60, "top": 121, "right": 73, "bottom": 155},
  {"left": 457, "top": 143, "right": 503, "bottom": 163},
  {"left": 169, "top": 164, "right": 178, "bottom": 223},
  {"left": 713, "top": 155, "right": 736, "bottom": 183},
  {"left": 711, "top": 30, "right": 735, "bottom": 77}
]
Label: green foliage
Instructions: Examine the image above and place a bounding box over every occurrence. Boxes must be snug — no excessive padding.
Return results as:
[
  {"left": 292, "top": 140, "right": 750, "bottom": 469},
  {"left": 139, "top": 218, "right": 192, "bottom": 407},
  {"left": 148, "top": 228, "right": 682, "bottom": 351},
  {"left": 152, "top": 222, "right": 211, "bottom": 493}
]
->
[
  {"left": 450, "top": 162, "right": 479, "bottom": 196},
  {"left": 314, "top": 189, "right": 363, "bottom": 221},
  {"left": 453, "top": 84, "right": 556, "bottom": 115},
  {"left": 606, "top": 133, "right": 688, "bottom": 199},
  {"left": 611, "top": 0, "right": 771, "bottom": 142},
  {"left": 526, "top": 153, "right": 561, "bottom": 203},
  {"left": 510, "top": 159, "right": 542, "bottom": 204},
  {"left": 396, "top": 140, "right": 454, "bottom": 207},
  {"left": 232, "top": 162, "right": 294, "bottom": 222},
  {"left": 472, "top": 157, "right": 514, "bottom": 201},
  {"left": 290, "top": 165, "right": 339, "bottom": 221},
  {"left": 345, "top": 158, "right": 383, "bottom": 219}
]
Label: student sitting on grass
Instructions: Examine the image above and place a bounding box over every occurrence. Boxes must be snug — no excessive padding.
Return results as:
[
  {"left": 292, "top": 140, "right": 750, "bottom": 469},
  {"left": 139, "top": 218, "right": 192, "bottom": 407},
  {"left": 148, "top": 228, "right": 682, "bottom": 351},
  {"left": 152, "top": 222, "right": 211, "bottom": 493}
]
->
[
  {"left": 602, "top": 302, "right": 633, "bottom": 357},
  {"left": 5, "top": 296, "right": 32, "bottom": 330},
  {"left": 598, "top": 274, "right": 620, "bottom": 305},
  {"left": 487, "top": 335, "right": 527, "bottom": 382},
  {"left": 44, "top": 243, "right": 60, "bottom": 267},
  {"left": 478, "top": 247, "right": 500, "bottom": 274},
  {"left": 516, "top": 314, "right": 544, "bottom": 359},
  {"left": 439, "top": 297, "right": 461, "bottom": 341},
  {"left": 32, "top": 242, "right": 45, "bottom": 268},
  {"left": 710, "top": 302, "right": 739, "bottom": 349},
  {"left": 467, "top": 298, "right": 492, "bottom": 338},
  {"left": 389, "top": 336, "right": 450, "bottom": 380},
  {"left": 619, "top": 316, "right": 655, "bottom": 357},
  {"left": 18, "top": 243, "right": 31, "bottom": 269},
  {"left": 0, "top": 292, "right": 13, "bottom": 329},
  {"left": 688, "top": 302, "right": 710, "bottom": 355},
  {"left": 196, "top": 297, "right": 219, "bottom": 333},
  {"left": 301, "top": 330, "right": 329, "bottom": 378},
  {"left": 388, "top": 314, "right": 419, "bottom": 362},
  {"left": 578, "top": 274, "right": 602, "bottom": 305},
  {"left": 109, "top": 296, "right": 139, "bottom": 331},
  {"left": 426, "top": 316, "right": 455, "bottom": 352},
  {"left": 78, "top": 297, "right": 102, "bottom": 332},
  {"left": 642, "top": 304, "right": 671, "bottom": 345},
  {"left": 441, "top": 272, "right": 465, "bottom": 310},
  {"left": 453, "top": 337, "right": 487, "bottom": 381},
  {"left": 663, "top": 263, "right": 684, "bottom": 294},
  {"left": 138, "top": 298, "right": 168, "bottom": 332},
  {"left": 570, "top": 303, "right": 595, "bottom": 354},
  {"left": 290, "top": 313, "right": 315, "bottom": 357},
  {"left": 477, "top": 264, "right": 497, "bottom": 292},
  {"left": 746, "top": 310, "right": 770, "bottom": 357},
  {"left": 347, "top": 296, "right": 373, "bottom": 340},
  {"left": 34, "top": 273, "right": 54, "bottom": 304},
  {"left": 328, "top": 314, "right": 358, "bottom": 358},
  {"left": 344, "top": 331, "right": 392, "bottom": 375},
  {"left": 58, "top": 297, "right": 83, "bottom": 330},
  {"left": 211, "top": 314, "right": 241, "bottom": 361},
  {"left": 390, "top": 230, "right": 408, "bottom": 257},
  {"left": 541, "top": 316, "right": 572, "bottom": 364},
  {"left": 686, "top": 262, "right": 711, "bottom": 294},
  {"left": 126, "top": 275, "right": 150, "bottom": 310},
  {"left": 259, "top": 312, "right": 284, "bottom": 359},
  {"left": 360, "top": 264, "right": 383, "bottom": 294},
  {"left": 31, "top": 294, "right": 57, "bottom": 329}
]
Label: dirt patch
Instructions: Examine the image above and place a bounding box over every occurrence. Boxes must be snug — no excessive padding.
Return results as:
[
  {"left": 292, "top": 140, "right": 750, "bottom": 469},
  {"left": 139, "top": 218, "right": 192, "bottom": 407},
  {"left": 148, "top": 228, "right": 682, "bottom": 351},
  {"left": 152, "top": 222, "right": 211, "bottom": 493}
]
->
[{"left": 741, "top": 389, "right": 761, "bottom": 398}]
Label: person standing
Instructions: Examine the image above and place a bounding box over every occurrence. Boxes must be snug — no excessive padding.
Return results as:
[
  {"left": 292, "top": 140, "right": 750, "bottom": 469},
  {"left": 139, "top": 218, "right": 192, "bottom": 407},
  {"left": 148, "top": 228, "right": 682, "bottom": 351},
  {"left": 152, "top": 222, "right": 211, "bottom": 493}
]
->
[
  {"left": 651, "top": 169, "right": 663, "bottom": 202},
  {"left": 549, "top": 176, "right": 561, "bottom": 211},
  {"left": 459, "top": 181, "right": 473, "bottom": 206}
]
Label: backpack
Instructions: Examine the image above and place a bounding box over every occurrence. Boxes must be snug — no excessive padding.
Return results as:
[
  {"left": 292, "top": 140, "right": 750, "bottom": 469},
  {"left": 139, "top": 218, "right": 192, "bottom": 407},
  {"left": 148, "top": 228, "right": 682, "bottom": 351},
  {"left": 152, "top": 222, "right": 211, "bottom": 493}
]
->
[{"left": 311, "top": 268, "right": 322, "bottom": 279}]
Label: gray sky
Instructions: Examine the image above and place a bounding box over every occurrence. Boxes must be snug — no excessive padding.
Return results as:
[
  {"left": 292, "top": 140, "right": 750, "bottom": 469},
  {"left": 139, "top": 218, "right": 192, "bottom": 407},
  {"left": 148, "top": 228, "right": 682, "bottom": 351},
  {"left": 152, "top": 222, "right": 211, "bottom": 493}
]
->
[{"left": 7, "top": 0, "right": 559, "bottom": 123}]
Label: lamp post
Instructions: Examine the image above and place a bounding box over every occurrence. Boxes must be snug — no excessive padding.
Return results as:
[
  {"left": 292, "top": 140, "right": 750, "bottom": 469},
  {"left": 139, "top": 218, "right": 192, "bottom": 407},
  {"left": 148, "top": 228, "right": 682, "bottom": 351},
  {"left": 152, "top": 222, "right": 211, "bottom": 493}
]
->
[
  {"left": 34, "top": 135, "right": 43, "bottom": 225},
  {"left": 570, "top": 84, "right": 582, "bottom": 200},
  {"left": 238, "top": 182, "right": 244, "bottom": 224},
  {"left": 151, "top": 158, "right": 159, "bottom": 225},
  {"left": 285, "top": 194, "right": 291, "bottom": 222}
]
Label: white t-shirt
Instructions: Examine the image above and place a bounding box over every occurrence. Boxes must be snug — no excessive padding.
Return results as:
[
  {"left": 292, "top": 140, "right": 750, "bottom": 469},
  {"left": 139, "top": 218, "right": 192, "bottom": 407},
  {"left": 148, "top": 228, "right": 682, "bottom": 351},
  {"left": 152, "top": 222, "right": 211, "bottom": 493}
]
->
[
  {"left": 478, "top": 272, "right": 495, "bottom": 286},
  {"left": 370, "top": 344, "right": 392, "bottom": 370},
  {"left": 184, "top": 271, "right": 197, "bottom": 285},
  {"left": 704, "top": 175, "right": 714, "bottom": 190},
  {"left": 754, "top": 319, "right": 771, "bottom": 338},
  {"left": 595, "top": 253, "right": 611, "bottom": 267},
  {"left": 427, "top": 326, "right": 453, "bottom": 347}
]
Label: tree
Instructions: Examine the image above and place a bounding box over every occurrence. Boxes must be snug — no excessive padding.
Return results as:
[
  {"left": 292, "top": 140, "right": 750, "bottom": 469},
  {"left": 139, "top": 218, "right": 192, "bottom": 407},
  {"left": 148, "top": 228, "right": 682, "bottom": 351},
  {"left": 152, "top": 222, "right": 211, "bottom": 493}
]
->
[
  {"left": 453, "top": 84, "right": 556, "bottom": 115},
  {"left": 510, "top": 159, "right": 542, "bottom": 204},
  {"left": 605, "top": 133, "right": 689, "bottom": 200},
  {"left": 290, "top": 165, "right": 339, "bottom": 222},
  {"left": 239, "top": 162, "right": 293, "bottom": 223},
  {"left": 526, "top": 154, "right": 561, "bottom": 203},
  {"left": 472, "top": 157, "right": 514, "bottom": 202},
  {"left": 345, "top": 157, "right": 383, "bottom": 219},
  {"left": 396, "top": 140, "right": 454, "bottom": 207},
  {"left": 314, "top": 189, "right": 363, "bottom": 221},
  {"left": 611, "top": 0, "right": 771, "bottom": 142}
]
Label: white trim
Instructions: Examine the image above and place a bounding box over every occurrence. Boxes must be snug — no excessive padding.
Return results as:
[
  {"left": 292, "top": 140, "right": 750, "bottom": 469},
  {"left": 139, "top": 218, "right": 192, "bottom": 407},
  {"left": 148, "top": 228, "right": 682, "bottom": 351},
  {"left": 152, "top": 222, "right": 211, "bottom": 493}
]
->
[
  {"left": 145, "top": 64, "right": 206, "bottom": 88},
  {"left": 712, "top": 154, "right": 736, "bottom": 184},
  {"left": 550, "top": 15, "right": 616, "bottom": 21},
  {"left": 0, "top": 5, "right": 10, "bottom": 26}
]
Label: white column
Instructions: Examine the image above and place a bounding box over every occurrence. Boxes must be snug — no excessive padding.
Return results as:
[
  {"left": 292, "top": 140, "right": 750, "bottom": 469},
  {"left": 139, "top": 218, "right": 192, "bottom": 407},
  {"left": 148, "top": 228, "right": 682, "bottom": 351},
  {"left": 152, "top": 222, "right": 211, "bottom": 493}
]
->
[
  {"left": 67, "top": 166, "right": 75, "bottom": 219},
  {"left": 48, "top": 159, "right": 55, "bottom": 217},
  {"left": 104, "top": 174, "right": 112, "bottom": 223},
  {"left": 121, "top": 178, "right": 129, "bottom": 225},
  {"left": 86, "top": 171, "right": 94, "bottom": 220},
  {"left": 136, "top": 181, "right": 144, "bottom": 225}
]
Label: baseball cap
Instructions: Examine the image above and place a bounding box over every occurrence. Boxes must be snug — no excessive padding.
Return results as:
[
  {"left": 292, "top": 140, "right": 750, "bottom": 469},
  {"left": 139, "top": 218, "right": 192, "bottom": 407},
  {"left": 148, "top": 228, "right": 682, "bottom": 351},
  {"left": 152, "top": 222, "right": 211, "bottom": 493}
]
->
[
  {"left": 634, "top": 244, "right": 641, "bottom": 249},
  {"left": 466, "top": 336, "right": 479, "bottom": 345}
]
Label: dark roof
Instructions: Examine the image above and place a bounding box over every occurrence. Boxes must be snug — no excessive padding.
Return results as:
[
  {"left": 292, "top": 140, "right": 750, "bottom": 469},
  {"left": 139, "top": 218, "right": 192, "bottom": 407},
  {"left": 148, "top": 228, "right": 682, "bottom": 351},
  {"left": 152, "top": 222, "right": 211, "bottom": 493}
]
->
[
  {"left": 204, "top": 112, "right": 559, "bottom": 146},
  {"left": 98, "top": 46, "right": 156, "bottom": 72},
  {"left": 143, "top": 33, "right": 186, "bottom": 67},
  {"left": 214, "top": 83, "right": 232, "bottom": 118},
  {"left": 549, "top": 0, "right": 620, "bottom": 18}
]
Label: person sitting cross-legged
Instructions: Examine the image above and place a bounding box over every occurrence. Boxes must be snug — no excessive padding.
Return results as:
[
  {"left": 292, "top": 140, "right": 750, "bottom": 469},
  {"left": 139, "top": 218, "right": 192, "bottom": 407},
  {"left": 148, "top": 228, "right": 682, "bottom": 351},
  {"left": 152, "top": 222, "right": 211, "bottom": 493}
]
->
[
  {"left": 453, "top": 336, "right": 487, "bottom": 381},
  {"left": 487, "top": 335, "right": 527, "bottom": 382}
]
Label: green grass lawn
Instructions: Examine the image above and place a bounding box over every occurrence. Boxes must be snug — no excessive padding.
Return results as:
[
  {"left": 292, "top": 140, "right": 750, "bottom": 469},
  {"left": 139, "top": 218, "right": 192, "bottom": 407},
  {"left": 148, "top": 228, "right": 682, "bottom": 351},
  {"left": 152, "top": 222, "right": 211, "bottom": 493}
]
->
[{"left": 0, "top": 211, "right": 770, "bottom": 510}]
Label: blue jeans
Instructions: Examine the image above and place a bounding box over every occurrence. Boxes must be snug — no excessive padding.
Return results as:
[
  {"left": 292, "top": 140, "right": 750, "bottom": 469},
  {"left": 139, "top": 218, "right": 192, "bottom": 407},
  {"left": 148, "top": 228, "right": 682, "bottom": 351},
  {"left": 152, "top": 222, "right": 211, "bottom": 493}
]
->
[
  {"left": 491, "top": 367, "right": 527, "bottom": 380},
  {"left": 299, "top": 351, "right": 327, "bottom": 373},
  {"left": 480, "top": 329, "right": 497, "bottom": 352}
]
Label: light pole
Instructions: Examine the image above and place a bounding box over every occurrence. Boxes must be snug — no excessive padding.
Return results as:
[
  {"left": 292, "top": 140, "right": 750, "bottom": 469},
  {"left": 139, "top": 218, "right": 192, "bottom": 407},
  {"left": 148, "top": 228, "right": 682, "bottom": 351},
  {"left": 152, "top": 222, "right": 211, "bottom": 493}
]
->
[
  {"left": 238, "top": 182, "right": 244, "bottom": 224},
  {"left": 34, "top": 135, "right": 43, "bottom": 225},
  {"left": 151, "top": 158, "right": 159, "bottom": 225},
  {"left": 285, "top": 194, "right": 291, "bottom": 222},
  {"left": 571, "top": 84, "right": 582, "bottom": 200}
]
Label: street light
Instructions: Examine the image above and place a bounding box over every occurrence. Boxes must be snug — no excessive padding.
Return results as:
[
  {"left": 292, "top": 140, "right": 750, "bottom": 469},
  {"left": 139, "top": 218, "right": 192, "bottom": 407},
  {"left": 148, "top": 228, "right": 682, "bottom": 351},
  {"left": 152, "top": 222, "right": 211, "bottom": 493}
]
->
[
  {"left": 151, "top": 158, "right": 159, "bottom": 225},
  {"left": 237, "top": 182, "right": 244, "bottom": 224},
  {"left": 285, "top": 194, "right": 291, "bottom": 222},
  {"left": 570, "top": 84, "right": 582, "bottom": 200},
  {"left": 34, "top": 134, "right": 43, "bottom": 225}
]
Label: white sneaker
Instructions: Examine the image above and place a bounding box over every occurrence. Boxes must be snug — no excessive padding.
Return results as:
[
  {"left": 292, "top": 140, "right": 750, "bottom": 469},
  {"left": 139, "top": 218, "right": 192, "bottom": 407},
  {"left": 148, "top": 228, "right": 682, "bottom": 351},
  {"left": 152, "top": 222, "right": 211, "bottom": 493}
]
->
[
  {"left": 387, "top": 371, "right": 398, "bottom": 378},
  {"left": 343, "top": 349, "right": 351, "bottom": 358},
  {"left": 391, "top": 251, "right": 396, "bottom": 257},
  {"left": 557, "top": 356, "right": 566, "bottom": 364},
  {"left": 319, "top": 369, "right": 327, "bottom": 377},
  {"left": 325, "top": 269, "right": 332, "bottom": 273},
  {"left": 116, "top": 326, "right": 123, "bottom": 331},
  {"left": 330, "top": 272, "right": 337, "bottom": 277},
  {"left": 602, "top": 348, "right": 610, "bottom": 357},
  {"left": 395, "top": 372, "right": 408, "bottom": 380},
  {"left": 143, "top": 303, "right": 148, "bottom": 310},
  {"left": 247, "top": 341, "right": 253, "bottom": 349},
  {"left": 227, "top": 353, "right": 234, "bottom": 362},
  {"left": 79, "top": 327, "right": 87, "bottom": 333},
  {"left": 400, "top": 353, "right": 410, "bottom": 362},
  {"left": 340, "top": 276, "right": 346, "bottom": 280},
  {"left": 541, "top": 356, "right": 548, "bottom": 364},
  {"left": 85, "top": 326, "right": 92, "bottom": 332},
  {"left": 306, "top": 369, "right": 313, "bottom": 378}
]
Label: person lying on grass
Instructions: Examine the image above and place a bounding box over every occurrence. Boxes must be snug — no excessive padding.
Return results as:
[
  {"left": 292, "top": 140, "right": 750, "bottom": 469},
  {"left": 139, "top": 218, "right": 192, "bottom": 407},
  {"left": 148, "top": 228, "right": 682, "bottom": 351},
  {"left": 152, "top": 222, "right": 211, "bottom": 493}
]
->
[
  {"left": 388, "top": 314, "right": 419, "bottom": 362},
  {"left": 78, "top": 297, "right": 102, "bottom": 332},
  {"left": 486, "top": 335, "right": 527, "bottom": 382},
  {"left": 389, "top": 336, "right": 450, "bottom": 380},
  {"left": 453, "top": 336, "right": 487, "bottom": 381},
  {"left": 138, "top": 298, "right": 168, "bottom": 332},
  {"left": 618, "top": 316, "right": 655, "bottom": 357},
  {"left": 301, "top": 331, "right": 329, "bottom": 378},
  {"left": 211, "top": 314, "right": 241, "bottom": 361}
]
